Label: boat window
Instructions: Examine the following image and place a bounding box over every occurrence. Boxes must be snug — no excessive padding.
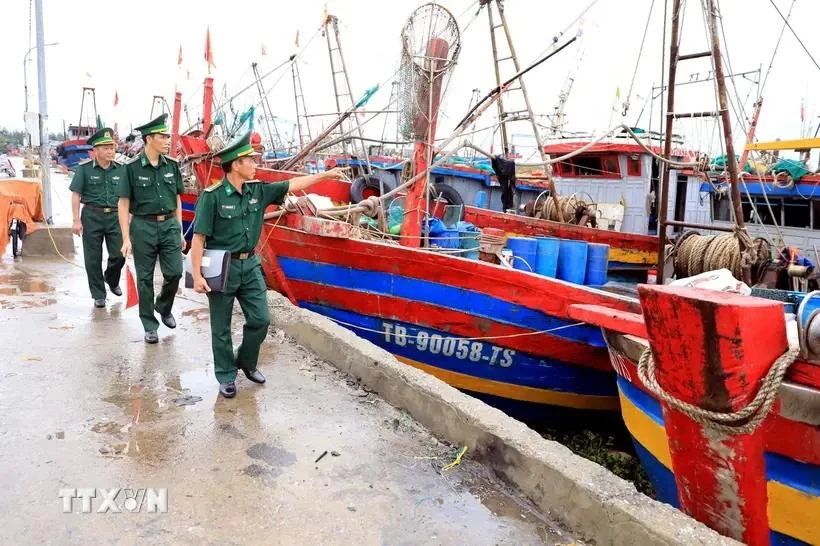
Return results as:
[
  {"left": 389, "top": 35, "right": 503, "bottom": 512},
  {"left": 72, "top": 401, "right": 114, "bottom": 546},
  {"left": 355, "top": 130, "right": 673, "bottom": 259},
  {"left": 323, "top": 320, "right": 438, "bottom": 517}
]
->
[
  {"left": 783, "top": 199, "right": 811, "bottom": 228},
  {"left": 626, "top": 155, "right": 642, "bottom": 176},
  {"left": 711, "top": 194, "right": 732, "bottom": 221},
  {"left": 740, "top": 197, "right": 781, "bottom": 225},
  {"left": 715, "top": 194, "right": 820, "bottom": 229},
  {"left": 556, "top": 154, "right": 621, "bottom": 178}
]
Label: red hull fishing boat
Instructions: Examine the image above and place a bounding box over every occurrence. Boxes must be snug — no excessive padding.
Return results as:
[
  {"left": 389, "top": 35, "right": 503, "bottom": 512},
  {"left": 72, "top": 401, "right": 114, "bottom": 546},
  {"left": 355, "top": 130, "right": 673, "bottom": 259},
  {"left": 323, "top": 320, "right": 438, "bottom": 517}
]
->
[{"left": 177, "top": 4, "right": 659, "bottom": 423}]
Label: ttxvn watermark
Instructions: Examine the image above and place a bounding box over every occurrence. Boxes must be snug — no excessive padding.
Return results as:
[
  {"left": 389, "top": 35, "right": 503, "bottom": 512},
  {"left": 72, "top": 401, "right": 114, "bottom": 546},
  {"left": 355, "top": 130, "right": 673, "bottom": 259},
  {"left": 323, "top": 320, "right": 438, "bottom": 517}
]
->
[{"left": 59, "top": 488, "right": 168, "bottom": 513}]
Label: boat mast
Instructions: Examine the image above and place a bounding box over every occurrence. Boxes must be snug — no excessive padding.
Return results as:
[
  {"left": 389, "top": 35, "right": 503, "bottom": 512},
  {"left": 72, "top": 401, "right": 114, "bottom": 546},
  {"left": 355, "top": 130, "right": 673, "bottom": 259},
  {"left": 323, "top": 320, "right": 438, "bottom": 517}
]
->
[
  {"left": 291, "top": 58, "right": 313, "bottom": 150},
  {"left": 323, "top": 13, "right": 371, "bottom": 173},
  {"left": 479, "top": 0, "right": 548, "bottom": 166},
  {"left": 34, "top": 0, "right": 52, "bottom": 222},
  {"left": 656, "top": 0, "right": 744, "bottom": 283}
]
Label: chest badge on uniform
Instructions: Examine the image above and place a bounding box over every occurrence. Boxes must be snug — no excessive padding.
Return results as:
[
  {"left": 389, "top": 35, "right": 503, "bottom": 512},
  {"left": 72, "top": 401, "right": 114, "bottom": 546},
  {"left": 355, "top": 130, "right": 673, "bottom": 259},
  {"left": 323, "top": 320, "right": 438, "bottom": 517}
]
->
[
  {"left": 90, "top": 176, "right": 101, "bottom": 180},
  {"left": 222, "top": 205, "right": 236, "bottom": 210},
  {"left": 112, "top": 176, "right": 120, "bottom": 181},
  {"left": 249, "top": 198, "right": 258, "bottom": 204},
  {"left": 138, "top": 176, "right": 150, "bottom": 181},
  {"left": 164, "top": 173, "right": 174, "bottom": 178}
]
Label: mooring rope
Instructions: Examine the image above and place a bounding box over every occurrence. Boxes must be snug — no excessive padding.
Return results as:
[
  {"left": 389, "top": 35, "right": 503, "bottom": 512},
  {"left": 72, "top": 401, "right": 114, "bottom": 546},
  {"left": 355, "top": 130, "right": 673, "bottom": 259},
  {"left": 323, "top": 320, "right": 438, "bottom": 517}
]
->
[{"left": 637, "top": 345, "right": 799, "bottom": 435}]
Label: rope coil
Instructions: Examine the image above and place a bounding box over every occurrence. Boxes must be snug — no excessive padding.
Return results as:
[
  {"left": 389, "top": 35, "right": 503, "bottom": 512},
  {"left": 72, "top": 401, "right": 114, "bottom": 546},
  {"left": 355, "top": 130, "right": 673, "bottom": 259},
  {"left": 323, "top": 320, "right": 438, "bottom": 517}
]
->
[
  {"left": 637, "top": 345, "right": 799, "bottom": 435},
  {"left": 673, "top": 229, "right": 761, "bottom": 280}
]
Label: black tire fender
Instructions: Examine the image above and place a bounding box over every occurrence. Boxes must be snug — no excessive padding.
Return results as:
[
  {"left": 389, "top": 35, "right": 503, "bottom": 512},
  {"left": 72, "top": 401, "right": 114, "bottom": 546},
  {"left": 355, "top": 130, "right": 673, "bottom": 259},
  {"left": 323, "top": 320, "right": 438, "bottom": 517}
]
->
[
  {"left": 350, "top": 175, "right": 396, "bottom": 202},
  {"left": 428, "top": 182, "right": 464, "bottom": 207}
]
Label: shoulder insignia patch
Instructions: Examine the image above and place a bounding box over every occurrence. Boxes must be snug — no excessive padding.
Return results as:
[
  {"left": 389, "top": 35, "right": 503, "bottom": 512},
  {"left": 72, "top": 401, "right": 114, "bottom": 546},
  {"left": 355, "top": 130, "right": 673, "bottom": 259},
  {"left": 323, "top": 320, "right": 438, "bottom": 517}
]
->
[{"left": 204, "top": 181, "right": 223, "bottom": 192}]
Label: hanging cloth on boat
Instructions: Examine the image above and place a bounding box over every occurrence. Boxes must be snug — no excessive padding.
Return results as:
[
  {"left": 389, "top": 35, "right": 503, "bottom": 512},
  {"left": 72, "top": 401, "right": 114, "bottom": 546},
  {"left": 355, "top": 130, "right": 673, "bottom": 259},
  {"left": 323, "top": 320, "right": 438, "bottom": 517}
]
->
[{"left": 491, "top": 155, "right": 516, "bottom": 211}]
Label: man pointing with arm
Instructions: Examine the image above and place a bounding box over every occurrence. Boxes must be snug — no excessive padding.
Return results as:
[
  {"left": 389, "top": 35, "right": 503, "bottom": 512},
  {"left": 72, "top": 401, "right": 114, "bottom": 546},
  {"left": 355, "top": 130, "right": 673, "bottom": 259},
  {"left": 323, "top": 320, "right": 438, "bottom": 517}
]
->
[{"left": 189, "top": 131, "right": 345, "bottom": 398}]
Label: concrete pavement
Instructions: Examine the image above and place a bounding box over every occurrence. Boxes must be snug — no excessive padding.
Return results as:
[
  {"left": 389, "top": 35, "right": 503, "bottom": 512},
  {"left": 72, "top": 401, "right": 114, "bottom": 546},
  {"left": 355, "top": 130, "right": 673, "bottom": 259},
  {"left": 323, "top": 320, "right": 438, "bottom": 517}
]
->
[{"left": 0, "top": 254, "right": 576, "bottom": 545}]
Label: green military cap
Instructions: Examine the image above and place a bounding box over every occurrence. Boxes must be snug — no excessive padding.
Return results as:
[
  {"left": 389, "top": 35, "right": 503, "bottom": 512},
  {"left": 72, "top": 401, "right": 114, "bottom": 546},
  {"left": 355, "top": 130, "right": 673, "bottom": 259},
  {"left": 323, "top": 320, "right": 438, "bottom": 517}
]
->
[
  {"left": 134, "top": 113, "right": 170, "bottom": 136},
  {"left": 87, "top": 127, "right": 116, "bottom": 147},
  {"left": 215, "top": 130, "right": 259, "bottom": 164}
]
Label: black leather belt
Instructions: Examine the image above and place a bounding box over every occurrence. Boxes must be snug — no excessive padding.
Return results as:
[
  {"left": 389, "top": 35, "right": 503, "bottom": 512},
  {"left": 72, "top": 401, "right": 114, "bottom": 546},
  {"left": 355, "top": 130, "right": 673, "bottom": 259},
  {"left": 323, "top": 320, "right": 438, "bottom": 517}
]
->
[
  {"left": 140, "top": 212, "right": 176, "bottom": 221},
  {"left": 231, "top": 251, "right": 255, "bottom": 260},
  {"left": 84, "top": 204, "right": 117, "bottom": 213}
]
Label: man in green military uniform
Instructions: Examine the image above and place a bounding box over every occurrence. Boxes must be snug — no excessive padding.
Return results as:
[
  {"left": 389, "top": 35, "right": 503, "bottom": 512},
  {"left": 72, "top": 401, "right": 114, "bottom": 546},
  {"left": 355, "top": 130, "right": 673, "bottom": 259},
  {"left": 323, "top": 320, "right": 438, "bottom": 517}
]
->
[
  {"left": 189, "top": 131, "right": 345, "bottom": 398},
  {"left": 118, "top": 113, "right": 186, "bottom": 344},
  {"left": 70, "top": 128, "right": 126, "bottom": 308}
]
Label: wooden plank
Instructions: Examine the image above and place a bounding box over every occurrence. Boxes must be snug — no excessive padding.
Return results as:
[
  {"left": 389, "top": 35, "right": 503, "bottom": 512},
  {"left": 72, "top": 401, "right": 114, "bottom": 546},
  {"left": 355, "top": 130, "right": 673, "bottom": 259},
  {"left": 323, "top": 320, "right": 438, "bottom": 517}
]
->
[{"left": 568, "top": 304, "right": 647, "bottom": 338}]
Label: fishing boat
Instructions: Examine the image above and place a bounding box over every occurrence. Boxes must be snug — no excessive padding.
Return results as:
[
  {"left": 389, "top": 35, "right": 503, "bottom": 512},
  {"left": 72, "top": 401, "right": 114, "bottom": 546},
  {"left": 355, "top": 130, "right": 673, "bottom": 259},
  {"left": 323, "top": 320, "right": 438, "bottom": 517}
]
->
[
  {"left": 565, "top": 1, "right": 819, "bottom": 543},
  {"left": 175, "top": 4, "right": 665, "bottom": 423}
]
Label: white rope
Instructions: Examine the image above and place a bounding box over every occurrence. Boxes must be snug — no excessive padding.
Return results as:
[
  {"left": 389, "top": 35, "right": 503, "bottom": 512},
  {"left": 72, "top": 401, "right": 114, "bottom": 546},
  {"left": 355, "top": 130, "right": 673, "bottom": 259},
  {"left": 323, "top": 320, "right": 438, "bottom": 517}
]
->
[
  {"left": 637, "top": 345, "right": 799, "bottom": 435},
  {"left": 325, "top": 318, "right": 586, "bottom": 341}
]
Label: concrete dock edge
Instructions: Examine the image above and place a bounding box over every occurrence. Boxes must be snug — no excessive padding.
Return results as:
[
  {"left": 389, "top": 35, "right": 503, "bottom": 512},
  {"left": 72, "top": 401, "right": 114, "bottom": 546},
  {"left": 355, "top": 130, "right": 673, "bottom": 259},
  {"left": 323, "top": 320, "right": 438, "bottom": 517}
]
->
[{"left": 267, "top": 292, "right": 740, "bottom": 546}]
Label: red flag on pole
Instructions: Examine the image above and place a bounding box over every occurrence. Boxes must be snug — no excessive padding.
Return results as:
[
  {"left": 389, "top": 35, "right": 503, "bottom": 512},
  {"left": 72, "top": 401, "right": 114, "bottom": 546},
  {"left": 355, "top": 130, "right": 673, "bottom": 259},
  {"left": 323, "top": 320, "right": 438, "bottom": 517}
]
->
[
  {"left": 113, "top": 90, "right": 119, "bottom": 107},
  {"left": 177, "top": 44, "right": 183, "bottom": 65},
  {"left": 205, "top": 27, "right": 215, "bottom": 74},
  {"left": 125, "top": 263, "right": 139, "bottom": 309}
]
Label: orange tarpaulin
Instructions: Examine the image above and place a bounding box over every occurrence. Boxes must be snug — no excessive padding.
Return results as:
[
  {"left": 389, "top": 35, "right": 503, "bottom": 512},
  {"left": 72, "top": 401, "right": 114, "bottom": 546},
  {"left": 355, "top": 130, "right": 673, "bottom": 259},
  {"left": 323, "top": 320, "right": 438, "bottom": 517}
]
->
[{"left": 0, "top": 178, "right": 45, "bottom": 256}]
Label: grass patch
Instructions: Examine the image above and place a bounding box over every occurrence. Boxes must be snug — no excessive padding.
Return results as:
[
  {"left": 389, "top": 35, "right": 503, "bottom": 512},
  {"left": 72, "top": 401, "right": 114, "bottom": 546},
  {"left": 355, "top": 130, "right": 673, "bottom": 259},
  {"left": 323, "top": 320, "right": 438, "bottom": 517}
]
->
[{"left": 540, "top": 428, "right": 655, "bottom": 498}]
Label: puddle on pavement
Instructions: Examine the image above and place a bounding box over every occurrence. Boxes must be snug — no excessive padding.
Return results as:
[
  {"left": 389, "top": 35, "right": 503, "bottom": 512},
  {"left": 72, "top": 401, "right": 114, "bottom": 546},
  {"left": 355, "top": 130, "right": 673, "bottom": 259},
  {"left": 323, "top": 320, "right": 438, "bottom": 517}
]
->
[
  {"left": 0, "top": 273, "right": 55, "bottom": 293},
  {"left": 97, "top": 375, "right": 203, "bottom": 461}
]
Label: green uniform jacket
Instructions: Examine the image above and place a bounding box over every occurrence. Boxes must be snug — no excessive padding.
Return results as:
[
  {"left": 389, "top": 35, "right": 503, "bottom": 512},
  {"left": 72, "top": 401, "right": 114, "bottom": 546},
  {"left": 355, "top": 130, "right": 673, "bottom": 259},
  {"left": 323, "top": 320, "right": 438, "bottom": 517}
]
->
[
  {"left": 69, "top": 159, "right": 124, "bottom": 207},
  {"left": 118, "top": 152, "right": 184, "bottom": 213},
  {"left": 192, "top": 178, "right": 290, "bottom": 251}
]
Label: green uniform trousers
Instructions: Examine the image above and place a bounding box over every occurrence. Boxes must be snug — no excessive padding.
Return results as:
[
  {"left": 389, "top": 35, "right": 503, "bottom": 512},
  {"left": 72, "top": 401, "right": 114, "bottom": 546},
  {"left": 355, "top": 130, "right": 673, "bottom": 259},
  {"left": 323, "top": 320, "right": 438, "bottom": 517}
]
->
[
  {"left": 206, "top": 256, "right": 270, "bottom": 383},
  {"left": 81, "top": 206, "right": 125, "bottom": 300},
  {"left": 131, "top": 215, "right": 183, "bottom": 332}
]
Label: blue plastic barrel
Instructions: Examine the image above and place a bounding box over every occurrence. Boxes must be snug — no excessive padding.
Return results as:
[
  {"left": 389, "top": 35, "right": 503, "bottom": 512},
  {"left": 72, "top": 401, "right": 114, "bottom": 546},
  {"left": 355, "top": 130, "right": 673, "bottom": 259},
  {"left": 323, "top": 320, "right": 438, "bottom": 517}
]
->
[
  {"left": 556, "top": 240, "right": 588, "bottom": 284},
  {"left": 459, "top": 229, "right": 480, "bottom": 259},
  {"left": 535, "top": 237, "right": 560, "bottom": 278},
  {"left": 475, "top": 190, "right": 488, "bottom": 208},
  {"left": 507, "top": 237, "right": 537, "bottom": 272},
  {"left": 584, "top": 243, "right": 610, "bottom": 286},
  {"left": 438, "top": 229, "right": 460, "bottom": 249}
]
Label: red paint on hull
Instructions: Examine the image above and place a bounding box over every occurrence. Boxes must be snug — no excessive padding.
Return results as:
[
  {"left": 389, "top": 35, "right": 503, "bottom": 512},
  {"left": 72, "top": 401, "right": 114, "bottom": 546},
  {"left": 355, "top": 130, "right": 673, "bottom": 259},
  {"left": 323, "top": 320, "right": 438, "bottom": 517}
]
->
[{"left": 261, "top": 224, "right": 641, "bottom": 322}]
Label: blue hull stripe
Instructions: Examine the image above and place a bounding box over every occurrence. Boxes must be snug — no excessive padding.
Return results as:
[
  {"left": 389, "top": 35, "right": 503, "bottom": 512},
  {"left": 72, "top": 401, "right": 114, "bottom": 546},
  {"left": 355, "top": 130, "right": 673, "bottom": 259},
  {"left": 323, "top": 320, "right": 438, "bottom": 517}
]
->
[
  {"left": 302, "top": 302, "right": 616, "bottom": 396},
  {"left": 278, "top": 257, "right": 605, "bottom": 347},
  {"left": 618, "top": 376, "right": 819, "bottom": 497}
]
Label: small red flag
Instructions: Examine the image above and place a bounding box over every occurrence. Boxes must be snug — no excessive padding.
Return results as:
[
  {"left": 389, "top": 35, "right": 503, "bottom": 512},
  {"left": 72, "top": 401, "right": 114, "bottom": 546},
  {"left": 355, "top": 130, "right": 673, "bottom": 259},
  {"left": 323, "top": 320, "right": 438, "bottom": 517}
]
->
[
  {"left": 125, "top": 264, "right": 139, "bottom": 309},
  {"left": 205, "top": 27, "right": 215, "bottom": 74},
  {"left": 177, "top": 44, "right": 183, "bottom": 66},
  {"left": 113, "top": 90, "right": 119, "bottom": 107}
]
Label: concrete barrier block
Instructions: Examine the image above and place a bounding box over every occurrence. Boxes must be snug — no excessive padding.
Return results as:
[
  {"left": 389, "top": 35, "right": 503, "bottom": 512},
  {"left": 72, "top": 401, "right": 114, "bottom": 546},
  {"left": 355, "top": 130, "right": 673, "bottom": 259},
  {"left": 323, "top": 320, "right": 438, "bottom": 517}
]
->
[{"left": 22, "top": 225, "right": 76, "bottom": 257}]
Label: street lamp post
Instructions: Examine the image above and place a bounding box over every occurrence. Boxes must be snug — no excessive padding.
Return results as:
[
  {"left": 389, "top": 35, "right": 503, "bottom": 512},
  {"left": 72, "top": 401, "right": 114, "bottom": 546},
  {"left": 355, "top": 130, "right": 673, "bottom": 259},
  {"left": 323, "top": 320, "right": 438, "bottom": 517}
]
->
[{"left": 22, "top": 41, "right": 57, "bottom": 147}]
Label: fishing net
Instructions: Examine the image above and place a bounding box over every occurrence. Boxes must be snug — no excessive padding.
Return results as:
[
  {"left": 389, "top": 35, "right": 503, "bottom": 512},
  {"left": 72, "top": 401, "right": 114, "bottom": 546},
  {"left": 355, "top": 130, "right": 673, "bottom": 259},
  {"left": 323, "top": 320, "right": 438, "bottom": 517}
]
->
[{"left": 397, "top": 3, "right": 461, "bottom": 141}]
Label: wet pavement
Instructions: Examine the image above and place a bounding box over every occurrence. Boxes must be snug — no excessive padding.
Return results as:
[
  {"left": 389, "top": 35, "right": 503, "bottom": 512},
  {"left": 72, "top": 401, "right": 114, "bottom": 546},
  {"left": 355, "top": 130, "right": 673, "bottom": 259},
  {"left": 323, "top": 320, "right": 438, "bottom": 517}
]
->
[{"left": 0, "top": 251, "right": 578, "bottom": 545}]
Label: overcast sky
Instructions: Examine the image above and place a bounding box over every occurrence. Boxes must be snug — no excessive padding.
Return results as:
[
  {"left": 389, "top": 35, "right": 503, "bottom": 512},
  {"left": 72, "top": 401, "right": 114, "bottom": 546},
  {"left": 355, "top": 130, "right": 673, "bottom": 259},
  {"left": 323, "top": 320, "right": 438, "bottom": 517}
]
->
[{"left": 2, "top": 0, "right": 819, "bottom": 158}]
